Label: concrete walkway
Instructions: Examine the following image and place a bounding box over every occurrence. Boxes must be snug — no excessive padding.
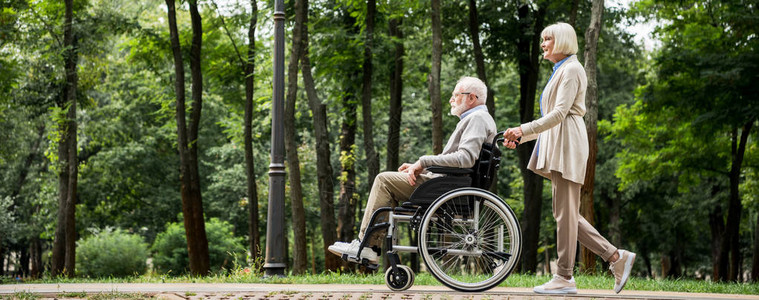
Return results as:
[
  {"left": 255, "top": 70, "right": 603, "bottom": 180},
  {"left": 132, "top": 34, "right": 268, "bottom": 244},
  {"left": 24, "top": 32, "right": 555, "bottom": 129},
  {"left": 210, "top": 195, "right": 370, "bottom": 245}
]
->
[{"left": 1, "top": 283, "right": 758, "bottom": 300}]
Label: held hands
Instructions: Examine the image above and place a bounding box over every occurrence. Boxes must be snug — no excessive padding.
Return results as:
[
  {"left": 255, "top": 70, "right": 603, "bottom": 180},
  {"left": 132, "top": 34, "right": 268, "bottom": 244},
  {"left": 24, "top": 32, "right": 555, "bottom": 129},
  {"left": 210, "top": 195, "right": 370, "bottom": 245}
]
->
[
  {"left": 398, "top": 161, "right": 424, "bottom": 186},
  {"left": 502, "top": 127, "right": 523, "bottom": 149}
]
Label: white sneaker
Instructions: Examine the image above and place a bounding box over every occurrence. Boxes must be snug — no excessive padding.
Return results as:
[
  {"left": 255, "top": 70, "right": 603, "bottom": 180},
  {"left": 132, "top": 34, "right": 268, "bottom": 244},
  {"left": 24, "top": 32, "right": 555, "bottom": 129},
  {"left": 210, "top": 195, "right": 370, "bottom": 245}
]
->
[
  {"left": 533, "top": 274, "right": 577, "bottom": 294},
  {"left": 327, "top": 239, "right": 379, "bottom": 264},
  {"left": 610, "top": 249, "right": 636, "bottom": 293}
]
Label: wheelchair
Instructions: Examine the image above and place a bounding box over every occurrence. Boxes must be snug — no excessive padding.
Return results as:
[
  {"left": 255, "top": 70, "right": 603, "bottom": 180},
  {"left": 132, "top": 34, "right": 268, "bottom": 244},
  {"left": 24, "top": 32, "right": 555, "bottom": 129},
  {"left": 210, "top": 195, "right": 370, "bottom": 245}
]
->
[{"left": 341, "top": 131, "right": 522, "bottom": 292}]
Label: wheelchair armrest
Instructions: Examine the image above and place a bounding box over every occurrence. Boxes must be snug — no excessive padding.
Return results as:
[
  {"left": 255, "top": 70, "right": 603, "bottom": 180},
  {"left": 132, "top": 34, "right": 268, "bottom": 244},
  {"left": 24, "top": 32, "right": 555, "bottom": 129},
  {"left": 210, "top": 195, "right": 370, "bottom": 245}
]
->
[{"left": 426, "top": 166, "right": 473, "bottom": 176}]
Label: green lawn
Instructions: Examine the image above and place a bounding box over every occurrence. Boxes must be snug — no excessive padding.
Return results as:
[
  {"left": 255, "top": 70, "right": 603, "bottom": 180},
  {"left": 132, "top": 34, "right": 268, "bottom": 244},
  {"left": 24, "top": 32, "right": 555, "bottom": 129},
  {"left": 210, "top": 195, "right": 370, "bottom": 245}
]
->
[{"left": 9, "top": 271, "right": 758, "bottom": 295}]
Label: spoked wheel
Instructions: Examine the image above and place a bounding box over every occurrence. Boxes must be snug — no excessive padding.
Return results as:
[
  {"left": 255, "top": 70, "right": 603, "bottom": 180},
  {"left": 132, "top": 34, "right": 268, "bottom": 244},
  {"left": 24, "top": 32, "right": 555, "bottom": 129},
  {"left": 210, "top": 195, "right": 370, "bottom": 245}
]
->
[
  {"left": 384, "top": 265, "right": 415, "bottom": 291},
  {"left": 419, "top": 188, "right": 522, "bottom": 292}
]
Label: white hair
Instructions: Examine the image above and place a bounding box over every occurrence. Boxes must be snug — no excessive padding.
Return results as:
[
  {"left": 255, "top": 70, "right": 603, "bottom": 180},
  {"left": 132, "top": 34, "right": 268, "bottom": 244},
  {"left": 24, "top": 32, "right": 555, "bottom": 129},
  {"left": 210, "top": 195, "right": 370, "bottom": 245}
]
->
[
  {"left": 456, "top": 76, "right": 487, "bottom": 105},
  {"left": 541, "top": 22, "right": 579, "bottom": 55}
]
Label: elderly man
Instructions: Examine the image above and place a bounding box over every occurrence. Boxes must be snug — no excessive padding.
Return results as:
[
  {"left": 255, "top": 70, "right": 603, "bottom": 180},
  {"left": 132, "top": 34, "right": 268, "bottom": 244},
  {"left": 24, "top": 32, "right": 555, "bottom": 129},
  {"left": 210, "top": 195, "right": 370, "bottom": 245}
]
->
[{"left": 328, "top": 76, "right": 497, "bottom": 264}]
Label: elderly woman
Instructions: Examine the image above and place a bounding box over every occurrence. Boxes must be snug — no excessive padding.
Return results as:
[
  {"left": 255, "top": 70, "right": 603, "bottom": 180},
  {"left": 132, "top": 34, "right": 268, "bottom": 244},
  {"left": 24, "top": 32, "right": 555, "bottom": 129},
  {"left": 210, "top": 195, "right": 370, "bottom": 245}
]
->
[{"left": 503, "top": 23, "right": 635, "bottom": 295}]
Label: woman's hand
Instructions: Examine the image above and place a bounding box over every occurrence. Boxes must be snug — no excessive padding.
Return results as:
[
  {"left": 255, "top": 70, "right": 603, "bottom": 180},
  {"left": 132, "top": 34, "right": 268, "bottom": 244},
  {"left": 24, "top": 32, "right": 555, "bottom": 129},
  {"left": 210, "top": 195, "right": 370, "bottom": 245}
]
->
[
  {"left": 502, "top": 127, "right": 522, "bottom": 149},
  {"left": 504, "top": 127, "right": 523, "bottom": 141}
]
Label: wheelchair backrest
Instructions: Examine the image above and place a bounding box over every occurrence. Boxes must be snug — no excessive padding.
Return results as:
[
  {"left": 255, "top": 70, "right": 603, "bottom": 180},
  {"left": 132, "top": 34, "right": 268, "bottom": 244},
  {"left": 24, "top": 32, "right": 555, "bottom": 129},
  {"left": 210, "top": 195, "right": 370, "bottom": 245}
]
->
[{"left": 471, "top": 142, "right": 502, "bottom": 190}]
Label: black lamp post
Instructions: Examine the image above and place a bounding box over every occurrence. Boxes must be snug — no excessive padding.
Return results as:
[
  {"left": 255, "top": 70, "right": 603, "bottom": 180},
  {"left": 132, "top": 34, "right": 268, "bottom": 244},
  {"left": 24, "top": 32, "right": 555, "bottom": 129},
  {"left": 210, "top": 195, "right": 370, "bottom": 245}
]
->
[{"left": 264, "top": 0, "right": 287, "bottom": 277}]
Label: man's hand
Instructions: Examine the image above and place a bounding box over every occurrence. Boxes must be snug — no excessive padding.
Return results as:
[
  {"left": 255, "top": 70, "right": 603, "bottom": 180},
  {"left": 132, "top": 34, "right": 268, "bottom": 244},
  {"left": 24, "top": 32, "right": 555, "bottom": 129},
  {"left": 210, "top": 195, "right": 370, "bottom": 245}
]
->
[
  {"left": 503, "top": 140, "right": 518, "bottom": 149},
  {"left": 399, "top": 161, "right": 424, "bottom": 186}
]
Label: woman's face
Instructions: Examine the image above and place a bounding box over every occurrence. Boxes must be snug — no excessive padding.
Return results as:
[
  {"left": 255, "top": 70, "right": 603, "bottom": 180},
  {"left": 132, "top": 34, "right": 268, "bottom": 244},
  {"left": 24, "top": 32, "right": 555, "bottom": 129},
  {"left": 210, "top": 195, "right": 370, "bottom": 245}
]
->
[{"left": 541, "top": 35, "right": 565, "bottom": 63}]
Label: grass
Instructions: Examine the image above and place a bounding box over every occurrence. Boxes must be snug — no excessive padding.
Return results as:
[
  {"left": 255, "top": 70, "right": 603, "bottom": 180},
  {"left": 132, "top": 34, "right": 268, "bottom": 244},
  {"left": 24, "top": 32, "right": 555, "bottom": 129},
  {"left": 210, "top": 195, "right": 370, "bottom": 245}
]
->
[{"left": 4, "top": 271, "right": 758, "bottom": 296}]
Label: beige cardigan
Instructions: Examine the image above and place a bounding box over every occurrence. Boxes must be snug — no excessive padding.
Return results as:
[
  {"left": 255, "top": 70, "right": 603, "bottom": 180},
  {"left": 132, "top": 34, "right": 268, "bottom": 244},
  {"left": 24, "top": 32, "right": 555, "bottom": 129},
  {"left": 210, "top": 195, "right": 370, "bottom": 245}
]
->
[{"left": 520, "top": 55, "right": 589, "bottom": 184}]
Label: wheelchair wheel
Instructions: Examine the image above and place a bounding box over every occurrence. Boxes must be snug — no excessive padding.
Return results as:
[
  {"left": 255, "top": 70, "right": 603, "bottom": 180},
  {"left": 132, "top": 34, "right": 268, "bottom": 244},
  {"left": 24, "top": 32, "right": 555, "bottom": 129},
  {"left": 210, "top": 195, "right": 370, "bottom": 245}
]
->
[
  {"left": 385, "top": 265, "right": 415, "bottom": 291},
  {"left": 419, "top": 188, "right": 522, "bottom": 292}
]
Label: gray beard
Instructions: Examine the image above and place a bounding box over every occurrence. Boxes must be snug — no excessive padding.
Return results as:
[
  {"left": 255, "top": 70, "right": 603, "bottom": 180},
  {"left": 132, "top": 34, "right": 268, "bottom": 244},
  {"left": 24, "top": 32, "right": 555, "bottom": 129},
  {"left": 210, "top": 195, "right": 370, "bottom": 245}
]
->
[{"left": 450, "top": 105, "right": 467, "bottom": 117}]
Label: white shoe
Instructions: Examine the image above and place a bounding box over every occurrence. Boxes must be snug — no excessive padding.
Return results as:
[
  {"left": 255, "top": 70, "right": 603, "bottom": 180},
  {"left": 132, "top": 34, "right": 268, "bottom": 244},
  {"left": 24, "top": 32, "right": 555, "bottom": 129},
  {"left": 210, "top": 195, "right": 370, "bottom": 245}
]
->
[
  {"left": 533, "top": 274, "right": 577, "bottom": 294},
  {"left": 610, "top": 249, "right": 636, "bottom": 293},
  {"left": 327, "top": 239, "right": 379, "bottom": 264}
]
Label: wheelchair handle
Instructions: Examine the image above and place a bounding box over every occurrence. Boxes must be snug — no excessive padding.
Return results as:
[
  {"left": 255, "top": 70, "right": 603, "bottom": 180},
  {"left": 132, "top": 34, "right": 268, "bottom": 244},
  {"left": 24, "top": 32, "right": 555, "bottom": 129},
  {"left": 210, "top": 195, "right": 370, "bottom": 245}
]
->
[{"left": 495, "top": 130, "right": 519, "bottom": 147}]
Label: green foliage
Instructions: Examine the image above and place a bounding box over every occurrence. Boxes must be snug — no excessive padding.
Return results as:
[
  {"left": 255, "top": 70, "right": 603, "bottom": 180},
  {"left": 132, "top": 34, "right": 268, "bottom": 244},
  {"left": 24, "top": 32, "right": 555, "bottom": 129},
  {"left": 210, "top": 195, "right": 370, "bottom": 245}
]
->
[
  {"left": 76, "top": 229, "right": 149, "bottom": 278},
  {"left": 151, "top": 218, "right": 246, "bottom": 275},
  {"left": 0, "top": 196, "right": 16, "bottom": 247}
]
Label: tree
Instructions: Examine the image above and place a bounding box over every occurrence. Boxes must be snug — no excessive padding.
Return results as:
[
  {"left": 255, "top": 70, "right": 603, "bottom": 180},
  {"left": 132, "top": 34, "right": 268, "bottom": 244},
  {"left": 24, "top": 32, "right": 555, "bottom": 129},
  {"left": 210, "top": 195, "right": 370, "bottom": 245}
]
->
[
  {"left": 300, "top": 0, "right": 339, "bottom": 271},
  {"left": 337, "top": 9, "right": 361, "bottom": 272},
  {"left": 429, "top": 0, "right": 443, "bottom": 154},
  {"left": 51, "top": 0, "right": 78, "bottom": 278},
  {"left": 284, "top": 0, "right": 307, "bottom": 275},
  {"left": 632, "top": 0, "right": 758, "bottom": 281},
  {"left": 209, "top": 0, "right": 261, "bottom": 269},
  {"left": 579, "top": 0, "right": 604, "bottom": 274},
  {"left": 466, "top": 0, "right": 493, "bottom": 116},
  {"left": 165, "top": 0, "right": 210, "bottom": 276},
  {"left": 386, "top": 17, "right": 404, "bottom": 170},
  {"left": 361, "top": 0, "right": 380, "bottom": 198},
  {"left": 243, "top": 0, "right": 261, "bottom": 270}
]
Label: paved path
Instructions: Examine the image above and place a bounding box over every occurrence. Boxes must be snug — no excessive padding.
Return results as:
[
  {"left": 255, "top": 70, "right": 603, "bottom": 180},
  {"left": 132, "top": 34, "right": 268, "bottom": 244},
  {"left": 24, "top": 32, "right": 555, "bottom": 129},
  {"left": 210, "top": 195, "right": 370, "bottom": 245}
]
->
[{"left": 1, "top": 283, "right": 758, "bottom": 300}]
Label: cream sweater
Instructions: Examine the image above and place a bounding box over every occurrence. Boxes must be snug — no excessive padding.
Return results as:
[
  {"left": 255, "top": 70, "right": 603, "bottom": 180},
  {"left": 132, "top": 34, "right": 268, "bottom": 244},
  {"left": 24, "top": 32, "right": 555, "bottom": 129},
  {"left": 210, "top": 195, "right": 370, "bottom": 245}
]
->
[{"left": 418, "top": 109, "right": 497, "bottom": 169}]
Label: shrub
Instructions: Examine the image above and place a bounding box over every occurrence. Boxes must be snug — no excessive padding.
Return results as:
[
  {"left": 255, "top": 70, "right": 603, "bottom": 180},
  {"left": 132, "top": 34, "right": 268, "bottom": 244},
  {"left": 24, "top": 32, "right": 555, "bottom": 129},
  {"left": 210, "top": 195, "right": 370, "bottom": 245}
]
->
[
  {"left": 76, "top": 229, "right": 148, "bottom": 278},
  {"left": 151, "top": 218, "right": 246, "bottom": 275}
]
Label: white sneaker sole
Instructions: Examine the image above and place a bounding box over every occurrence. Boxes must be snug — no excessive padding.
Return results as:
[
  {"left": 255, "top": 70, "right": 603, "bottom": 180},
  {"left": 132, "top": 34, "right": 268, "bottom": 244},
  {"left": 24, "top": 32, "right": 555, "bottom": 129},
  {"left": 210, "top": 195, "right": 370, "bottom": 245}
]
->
[
  {"left": 615, "top": 252, "right": 637, "bottom": 293},
  {"left": 328, "top": 245, "right": 379, "bottom": 264},
  {"left": 533, "top": 287, "right": 577, "bottom": 294}
]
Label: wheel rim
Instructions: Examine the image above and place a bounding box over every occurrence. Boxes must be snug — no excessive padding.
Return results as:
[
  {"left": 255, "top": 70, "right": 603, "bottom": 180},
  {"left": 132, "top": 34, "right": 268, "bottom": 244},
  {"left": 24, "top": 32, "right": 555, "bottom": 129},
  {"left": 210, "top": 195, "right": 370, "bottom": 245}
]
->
[
  {"left": 419, "top": 189, "right": 521, "bottom": 291},
  {"left": 385, "top": 266, "right": 412, "bottom": 291}
]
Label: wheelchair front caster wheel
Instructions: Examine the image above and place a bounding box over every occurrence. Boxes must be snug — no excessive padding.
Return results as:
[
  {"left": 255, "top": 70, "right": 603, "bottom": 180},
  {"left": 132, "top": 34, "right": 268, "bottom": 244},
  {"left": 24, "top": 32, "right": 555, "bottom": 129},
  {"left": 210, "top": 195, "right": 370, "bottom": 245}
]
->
[{"left": 385, "top": 265, "right": 415, "bottom": 291}]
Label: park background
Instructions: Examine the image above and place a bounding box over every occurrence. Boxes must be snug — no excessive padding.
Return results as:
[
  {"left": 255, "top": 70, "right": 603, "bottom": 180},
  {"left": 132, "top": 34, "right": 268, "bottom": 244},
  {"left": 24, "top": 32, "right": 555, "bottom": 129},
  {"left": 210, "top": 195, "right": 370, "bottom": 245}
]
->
[{"left": 0, "top": 0, "right": 757, "bottom": 285}]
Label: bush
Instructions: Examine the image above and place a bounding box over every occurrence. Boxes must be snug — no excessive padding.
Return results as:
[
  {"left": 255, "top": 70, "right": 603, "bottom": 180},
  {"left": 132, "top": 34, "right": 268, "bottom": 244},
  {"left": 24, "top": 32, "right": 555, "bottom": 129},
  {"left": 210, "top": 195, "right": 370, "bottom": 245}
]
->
[
  {"left": 76, "top": 229, "right": 148, "bottom": 277},
  {"left": 151, "top": 218, "right": 246, "bottom": 275}
]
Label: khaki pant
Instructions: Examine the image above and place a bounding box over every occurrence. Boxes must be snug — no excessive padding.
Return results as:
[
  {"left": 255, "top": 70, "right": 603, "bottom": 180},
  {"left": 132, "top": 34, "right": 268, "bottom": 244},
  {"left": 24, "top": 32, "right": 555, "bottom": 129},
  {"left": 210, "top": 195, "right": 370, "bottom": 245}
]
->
[
  {"left": 552, "top": 171, "right": 618, "bottom": 277},
  {"left": 358, "top": 171, "right": 432, "bottom": 246}
]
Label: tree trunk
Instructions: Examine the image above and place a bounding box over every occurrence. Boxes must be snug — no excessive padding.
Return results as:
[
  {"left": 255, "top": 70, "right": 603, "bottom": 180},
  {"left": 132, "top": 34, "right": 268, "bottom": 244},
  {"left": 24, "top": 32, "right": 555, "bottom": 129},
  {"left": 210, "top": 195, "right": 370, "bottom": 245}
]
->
[
  {"left": 52, "top": 130, "right": 68, "bottom": 277},
  {"left": 568, "top": 0, "right": 580, "bottom": 28},
  {"left": 300, "top": 1, "right": 338, "bottom": 271},
  {"left": 387, "top": 18, "right": 404, "bottom": 170},
  {"left": 285, "top": 0, "right": 307, "bottom": 275},
  {"left": 640, "top": 244, "right": 652, "bottom": 278},
  {"left": 467, "top": 0, "right": 494, "bottom": 116},
  {"left": 52, "top": 0, "right": 79, "bottom": 278},
  {"left": 166, "top": 0, "right": 209, "bottom": 276},
  {"left": 751, "top": 211, "right": 759, "bottom": 283},
  {"left": 30, "top": 236, "right": 42, "bottom": 278},
  {"left": 725, "top": 122, "right": 752, "bottom": 281},
  {"left": 337, "top": 76, "right": 358, "bottom": 271},
  {"left": 337, "top": 12, "right": 359, "bottom": 248},
  {"left": 244, "top": 0, "right": 261, "bottom": 270},
  {"left": 515, "top": 2, "right": 546, "bottom": 274},
  {"left": 429, "top": 0, "right": 443, "bottom": 154},
  {"left": 211, "top": 0, "right": 261, "bottom": 271},
  {"left": 709, "top": 184, "right": 726, "bottom": 281},
  {"left": 579, "top": 0, "right": 604, "bottom": 274},
  {"left": 361, "top": 0, "right": 380, "bottom": 193}
]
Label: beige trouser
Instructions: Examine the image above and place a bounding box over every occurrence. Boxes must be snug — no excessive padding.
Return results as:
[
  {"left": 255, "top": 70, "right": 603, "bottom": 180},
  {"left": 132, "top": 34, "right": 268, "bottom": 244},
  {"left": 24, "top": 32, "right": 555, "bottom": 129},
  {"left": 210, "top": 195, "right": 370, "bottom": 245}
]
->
[
  {"left": 551, "top": 171, "right": 618, "bottom": 277},
  {"left": 358, "top": 171, "right": 432, "bottom": 247}
]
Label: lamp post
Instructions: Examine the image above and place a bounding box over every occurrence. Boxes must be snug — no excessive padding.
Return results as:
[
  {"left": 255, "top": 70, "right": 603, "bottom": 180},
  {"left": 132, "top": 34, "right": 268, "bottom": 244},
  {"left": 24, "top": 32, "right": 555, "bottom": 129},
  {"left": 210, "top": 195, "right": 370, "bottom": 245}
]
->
[{"left": 264, "top": 0, "right": 287, "bottom": 277}]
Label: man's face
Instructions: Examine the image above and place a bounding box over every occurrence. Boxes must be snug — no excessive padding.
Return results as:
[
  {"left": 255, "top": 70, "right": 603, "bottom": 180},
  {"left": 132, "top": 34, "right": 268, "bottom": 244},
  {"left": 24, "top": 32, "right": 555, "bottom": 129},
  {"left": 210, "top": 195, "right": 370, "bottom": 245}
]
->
[{"left": 449, "top": 86, "right": 469, "bottom": 117}]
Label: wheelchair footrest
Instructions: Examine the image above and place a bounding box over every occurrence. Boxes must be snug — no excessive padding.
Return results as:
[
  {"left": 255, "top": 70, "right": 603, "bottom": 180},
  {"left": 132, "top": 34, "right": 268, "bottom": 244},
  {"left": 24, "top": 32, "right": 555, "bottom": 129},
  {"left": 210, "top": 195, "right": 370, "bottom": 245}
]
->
[{"left": 340, "top": 254, "right": 380, "bottom": 270}]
